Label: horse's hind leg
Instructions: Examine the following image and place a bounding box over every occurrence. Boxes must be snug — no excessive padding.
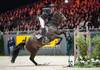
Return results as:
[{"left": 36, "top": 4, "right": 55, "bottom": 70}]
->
[
  {"left": 11, "top": 47, "right": 20, "bottom": 63},
  {"left": 30, "top": 54, "right": 38, "bottom": 65}
]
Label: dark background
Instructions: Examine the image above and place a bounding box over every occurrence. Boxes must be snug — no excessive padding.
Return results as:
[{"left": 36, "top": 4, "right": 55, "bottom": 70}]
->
[{"left": 0, "top": 0, "right": 39, "bottom": 12}]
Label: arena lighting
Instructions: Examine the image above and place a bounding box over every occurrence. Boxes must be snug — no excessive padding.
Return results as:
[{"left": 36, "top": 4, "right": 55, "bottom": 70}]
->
[{"left": 65, "top": 0, "right": 68, "bottom": 3}]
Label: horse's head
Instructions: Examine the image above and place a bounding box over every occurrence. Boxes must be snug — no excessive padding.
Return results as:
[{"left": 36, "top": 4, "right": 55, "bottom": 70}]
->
[{"left": 46, "top": 11, "right": 66, "bottom": 28}]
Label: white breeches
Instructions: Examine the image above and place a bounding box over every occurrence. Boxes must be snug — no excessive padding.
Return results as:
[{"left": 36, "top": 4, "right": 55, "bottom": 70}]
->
[{"left": 38, "top": 16, "right": 45, "bottom": 28}]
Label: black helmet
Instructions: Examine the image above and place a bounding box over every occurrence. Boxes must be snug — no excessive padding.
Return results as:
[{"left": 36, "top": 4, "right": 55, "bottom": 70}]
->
[{"left": 42, "top": 4, "right": 55, "bottom": 16}]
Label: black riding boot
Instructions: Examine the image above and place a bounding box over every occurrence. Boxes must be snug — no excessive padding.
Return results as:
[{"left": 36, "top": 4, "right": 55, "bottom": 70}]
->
[{"left": 41, "top": 28, "right": 49, "bottom": 43}]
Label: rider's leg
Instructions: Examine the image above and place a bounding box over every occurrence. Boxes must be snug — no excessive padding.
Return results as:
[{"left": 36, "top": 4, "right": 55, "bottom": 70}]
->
[
  {"left": 41, "top": 28, "right": 46, "bottom": 36},
  {"left": 41, "top": 28, "right": 49, "bottom": 43}
]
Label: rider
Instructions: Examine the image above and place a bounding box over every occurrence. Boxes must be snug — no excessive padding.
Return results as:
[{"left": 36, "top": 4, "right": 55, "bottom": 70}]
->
[
  {"left": 35, "top": 12, "right": 47, "bottom": 43},
  {"left": 35, "top": 4, "right": 55, "bottom": 43}
]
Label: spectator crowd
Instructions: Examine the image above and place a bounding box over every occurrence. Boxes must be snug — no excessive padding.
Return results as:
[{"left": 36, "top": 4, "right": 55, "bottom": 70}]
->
[{"left": 0, "top": 0, "right": 100, "bottom": 33}]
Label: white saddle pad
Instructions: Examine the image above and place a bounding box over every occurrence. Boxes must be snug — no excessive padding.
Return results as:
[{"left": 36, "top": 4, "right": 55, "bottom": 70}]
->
[{"left": 35, "top": 34, "right": 42, "bottom": 39}]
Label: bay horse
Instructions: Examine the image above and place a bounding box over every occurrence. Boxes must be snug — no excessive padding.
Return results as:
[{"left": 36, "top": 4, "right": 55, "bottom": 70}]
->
[{"left": 11, "top": 11, "right": 67, "bottom": 65}]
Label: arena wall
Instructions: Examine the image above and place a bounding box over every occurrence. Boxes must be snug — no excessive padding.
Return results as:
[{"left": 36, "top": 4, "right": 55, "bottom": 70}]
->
[{"left": 3, "top": 31, "right": 74, "bottom": 55}]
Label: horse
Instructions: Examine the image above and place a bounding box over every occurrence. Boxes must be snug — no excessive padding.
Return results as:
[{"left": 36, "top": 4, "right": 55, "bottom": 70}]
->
[{"left": 11, "top": 11, "right": 67, "bottom": 65}]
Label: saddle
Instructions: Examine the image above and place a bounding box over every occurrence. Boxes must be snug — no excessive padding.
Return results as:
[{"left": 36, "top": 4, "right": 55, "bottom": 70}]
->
[{"left": 34, "top": 27, "right": 49, "bottom": 44}]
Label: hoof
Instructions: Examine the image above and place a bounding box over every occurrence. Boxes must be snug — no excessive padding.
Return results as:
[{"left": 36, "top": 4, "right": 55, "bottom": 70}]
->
[
  {"left": 36, "top": 64, "right": 42, "bottom": 66},
  {"left": 36, "top": 63, "right": 49, "bottom": 66},
  {"left": 11, "top": 60, "right": 15, "bottom": 63},
  {"left": 67, "top": 64, "right": 73, "bottom": 67}
]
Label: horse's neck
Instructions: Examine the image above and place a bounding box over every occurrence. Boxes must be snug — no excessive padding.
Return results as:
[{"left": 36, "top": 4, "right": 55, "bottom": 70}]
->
[{"left": 48, "top": 11, "right": 65, "bottom": 26}]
